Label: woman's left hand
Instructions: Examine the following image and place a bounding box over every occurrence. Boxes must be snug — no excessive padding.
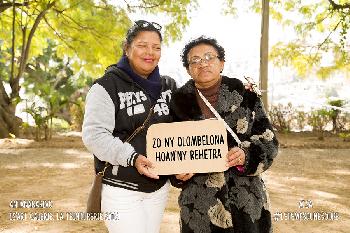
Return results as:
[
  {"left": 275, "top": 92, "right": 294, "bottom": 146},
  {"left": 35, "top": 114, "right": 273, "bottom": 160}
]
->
[
  {"left": 226, "top": 147, "right": 246, "bottom": 167},
  {"left": 135, "top": 155, "right": 159, "bottom": 179}
]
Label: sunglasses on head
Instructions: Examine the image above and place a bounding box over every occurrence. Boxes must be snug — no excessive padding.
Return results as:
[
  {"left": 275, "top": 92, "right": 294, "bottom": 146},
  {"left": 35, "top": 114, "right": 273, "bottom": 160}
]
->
[{"left": 134, "top": 20, "right": 162, "bottom": 31}]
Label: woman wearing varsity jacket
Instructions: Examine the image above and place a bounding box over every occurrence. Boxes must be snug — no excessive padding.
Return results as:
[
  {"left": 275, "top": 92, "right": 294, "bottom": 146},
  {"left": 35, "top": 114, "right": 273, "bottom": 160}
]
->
[{"left": 82, "top": 20, "right": 176, "bottom": 233}]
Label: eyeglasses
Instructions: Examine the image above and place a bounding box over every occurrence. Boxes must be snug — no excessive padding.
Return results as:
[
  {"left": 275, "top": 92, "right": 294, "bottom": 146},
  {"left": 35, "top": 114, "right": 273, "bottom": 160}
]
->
[
  {"left": 134, "top": 20, "right": 162, "bottom": 31},
  {"left": 189, "top": 53, "right": 219, "bottom": 67}
]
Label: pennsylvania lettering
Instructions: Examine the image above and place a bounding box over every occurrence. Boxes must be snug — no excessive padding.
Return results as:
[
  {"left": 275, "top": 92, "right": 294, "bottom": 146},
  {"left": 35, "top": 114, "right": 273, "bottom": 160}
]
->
[{"left": 177, "top": 134, "right": 224, "bottom": 147}]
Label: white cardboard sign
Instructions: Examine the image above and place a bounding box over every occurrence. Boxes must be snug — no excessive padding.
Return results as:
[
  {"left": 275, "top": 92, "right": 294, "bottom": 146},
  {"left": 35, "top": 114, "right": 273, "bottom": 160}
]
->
[{"left": 146, "top": 119, "right": 229, "bottom": 175}]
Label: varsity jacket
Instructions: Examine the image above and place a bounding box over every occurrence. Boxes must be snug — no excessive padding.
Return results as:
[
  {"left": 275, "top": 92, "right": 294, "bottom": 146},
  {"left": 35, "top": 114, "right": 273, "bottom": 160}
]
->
[{"left": 82, "top": 65, "right": 176, "bottom": 193}]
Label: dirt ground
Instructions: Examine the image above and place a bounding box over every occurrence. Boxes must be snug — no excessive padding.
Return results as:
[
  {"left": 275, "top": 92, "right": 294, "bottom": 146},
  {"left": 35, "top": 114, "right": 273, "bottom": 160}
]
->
[{"left": 0, "top": 132, "right": 349, "bottom": 233}]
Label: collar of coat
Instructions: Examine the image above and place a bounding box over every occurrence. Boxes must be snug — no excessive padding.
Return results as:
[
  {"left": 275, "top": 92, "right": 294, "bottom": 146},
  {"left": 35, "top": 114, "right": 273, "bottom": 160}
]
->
[{"left": 170, "top": 76, "right": 258, "bottom": 121}]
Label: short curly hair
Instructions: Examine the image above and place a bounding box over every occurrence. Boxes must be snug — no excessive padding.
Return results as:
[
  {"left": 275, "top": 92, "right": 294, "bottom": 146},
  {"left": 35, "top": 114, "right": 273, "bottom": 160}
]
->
[{"left": 181, "top": 36, "right": 225, "bottom": 68}]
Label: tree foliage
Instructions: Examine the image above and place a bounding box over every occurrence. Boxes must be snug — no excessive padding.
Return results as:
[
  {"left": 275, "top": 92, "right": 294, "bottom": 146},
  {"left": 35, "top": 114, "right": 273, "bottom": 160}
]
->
[
  {"left": 0, "top": 0, "right": 196, "bottom": 137},
  {"left": 122, "top": 0, "right": 197, "bottom": 43},
  {"left": 0, "top": 0, "right": 195, "bottom": 78},
  {"left": 265, "top": 0, "right": 349, "bottom": 79},
  {"left": 24, "top": 39, "right": 90, "bottom": 125},
  {"left": 223, "top": 0, "right": 349, "bottom": 79}
]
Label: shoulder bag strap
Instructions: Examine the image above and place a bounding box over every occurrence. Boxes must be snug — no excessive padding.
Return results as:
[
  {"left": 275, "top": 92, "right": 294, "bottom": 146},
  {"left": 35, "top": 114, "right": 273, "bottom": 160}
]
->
[
  {"left": 99, "top": 105, "right": 155, "bottom": 176},
  {"left": 197, "top": 89, "right": 242, "bottom": 146}
]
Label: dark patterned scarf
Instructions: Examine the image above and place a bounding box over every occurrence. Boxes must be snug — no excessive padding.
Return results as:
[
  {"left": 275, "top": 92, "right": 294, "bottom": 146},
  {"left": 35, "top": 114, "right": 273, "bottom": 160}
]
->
[{"left": 116, "top": 55, "right": 161, "bottom": 103}]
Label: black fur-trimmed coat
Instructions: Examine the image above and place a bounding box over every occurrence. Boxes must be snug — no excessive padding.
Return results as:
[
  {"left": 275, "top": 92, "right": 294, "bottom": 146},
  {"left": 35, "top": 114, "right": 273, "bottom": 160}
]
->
[{"left": 170, "top": 76, "right": 279, "bottom": 233}]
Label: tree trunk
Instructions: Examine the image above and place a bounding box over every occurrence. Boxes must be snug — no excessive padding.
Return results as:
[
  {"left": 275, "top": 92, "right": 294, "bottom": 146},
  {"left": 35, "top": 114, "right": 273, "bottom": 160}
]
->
[
  {"left": 0, "top": 97, "right": 21, "bottom": 138},
  {"left": 0, "top": 1, "right": 56, "bottom": 138},
  {"left": 0, "top": 77, "right": 22, "bottom": 138},
  {"left": 332, "top": 115, "right": 338, "bottom": 133},
  {"left": 260, "top": 0, "right": 269, "bottom": 111},
  {"left": 0, "top": 0, "right": 21, "bottom": 138}
]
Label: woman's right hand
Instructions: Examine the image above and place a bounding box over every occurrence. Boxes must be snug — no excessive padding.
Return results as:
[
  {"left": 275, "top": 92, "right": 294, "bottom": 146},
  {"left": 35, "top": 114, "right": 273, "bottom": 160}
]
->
[
  {"left": 135, "top": 155, "right": 159, "bottom": 179},
  {"left": 175, "top": 173, "right": 194, "bottom": 181},
  {"left": 244, "top": 82, "right": 253, "bottom": 91}
]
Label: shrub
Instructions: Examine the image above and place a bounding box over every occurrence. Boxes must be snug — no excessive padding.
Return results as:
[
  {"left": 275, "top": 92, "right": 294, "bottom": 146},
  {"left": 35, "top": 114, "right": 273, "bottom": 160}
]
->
[
  {"left": 339, "top": 132, "right": 350, "bottom": 142},
  {"left": 308, "top": 109, "right": 330, "bottom": 140},
  {"left": 69, "top": 98, "right": 85, "bottom": 131},
  {"left": 23, "top": 103, "right": 50, "bottom": 141},
  {"left": 326, "top": 99, "right": 346, "bottom": 133},
  {"left": 268, "top": 103, "right": 294, "bottom": 133},
  {"left": 295, "top": 110, "right": 308, "bottom": 132}
]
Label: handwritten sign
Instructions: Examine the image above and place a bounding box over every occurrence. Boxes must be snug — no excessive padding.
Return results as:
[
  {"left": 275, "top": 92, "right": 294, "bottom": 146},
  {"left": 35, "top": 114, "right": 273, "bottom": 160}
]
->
[{"left": 146, "top": 119, "right": 228, "bottom": 175}]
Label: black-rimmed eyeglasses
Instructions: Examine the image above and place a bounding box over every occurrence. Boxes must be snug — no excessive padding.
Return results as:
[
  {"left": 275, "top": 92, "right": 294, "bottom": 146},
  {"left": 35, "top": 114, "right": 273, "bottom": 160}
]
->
[{"left": 189, "top": 53, "right": 219, "bottom": 67}]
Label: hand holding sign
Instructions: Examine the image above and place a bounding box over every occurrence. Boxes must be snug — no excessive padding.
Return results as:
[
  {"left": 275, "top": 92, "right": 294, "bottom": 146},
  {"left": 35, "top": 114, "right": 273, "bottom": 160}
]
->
[
  {"left": 226, "top": 147, "right": 246, "bottom": 167},
  {"left": 135, "top": 154, "right": 159, "bottom": 179},
  {"left": 146, "top": 119, "right": 229, "bottom": 175},
  {"left": 175, "top": 173, "right": 194, "bottom": 181}
]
